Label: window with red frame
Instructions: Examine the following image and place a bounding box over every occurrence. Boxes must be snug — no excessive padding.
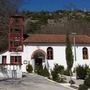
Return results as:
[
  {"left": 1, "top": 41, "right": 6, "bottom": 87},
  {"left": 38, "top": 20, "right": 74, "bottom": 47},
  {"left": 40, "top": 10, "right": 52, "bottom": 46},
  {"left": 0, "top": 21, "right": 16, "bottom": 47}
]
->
[
  {"left": 47, "top": 47, "right": 53, "bottom": 59},
  {"left": 2, "top": 56, "right": 7, "bottom": 64},
  {"left": 10, "top": 56, "right": 22, "bottom": 64},
  {"left": 83, "top": 47, "right": 88, "bottom": 59}
]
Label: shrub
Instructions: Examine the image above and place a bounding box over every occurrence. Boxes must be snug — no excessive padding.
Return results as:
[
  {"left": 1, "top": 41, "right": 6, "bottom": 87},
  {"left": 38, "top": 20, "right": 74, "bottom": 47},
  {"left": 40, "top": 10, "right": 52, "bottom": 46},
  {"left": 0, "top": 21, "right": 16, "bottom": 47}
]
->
[
  {"left": 84, "top": 75, "right": 90, "bottom": 88},
  {"left": 35, "top": 65, "right": 44, "bottom": 75},
  {"left": 35, "top": 65, "right": 50, "bottom": 78},
  {"left": 78, "top": 84, "right": 88, "bottom": 90},
  {"left": 64, "top": 69, "right": 71, "bottom": 76},
  {"left": 58, "top": 65, "right": 64, "bottom": 75},
  {"left": 51, "top": 69, "right": 59, "bottom": 82},
  {"left": 43, "top": 66, "right": 50, "bottom": 78},
  {"left": 52, "top": 64, "right": 64, "bottom": 74},
  {"left": 51, "top": 64, "right": 65, "bottom": 82},
  {"left": 26, "top": 64, "right": 33, "bottom": 73},
  {"left": 76, "top": 65, "right": 89, "bottom": 79},
  {"left": 87, "top": 68, "right": 90, "bottom": 76}
]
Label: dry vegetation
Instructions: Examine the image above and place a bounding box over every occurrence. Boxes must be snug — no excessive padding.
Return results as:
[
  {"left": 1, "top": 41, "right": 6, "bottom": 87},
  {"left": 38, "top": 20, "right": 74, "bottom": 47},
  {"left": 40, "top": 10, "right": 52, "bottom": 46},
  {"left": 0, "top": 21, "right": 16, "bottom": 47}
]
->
[
  {"left": 0, "top": 1, "right": 90, "bottom": 51},
  {"left": 24, "top": 10, "right": 90, "bottom": 35}
]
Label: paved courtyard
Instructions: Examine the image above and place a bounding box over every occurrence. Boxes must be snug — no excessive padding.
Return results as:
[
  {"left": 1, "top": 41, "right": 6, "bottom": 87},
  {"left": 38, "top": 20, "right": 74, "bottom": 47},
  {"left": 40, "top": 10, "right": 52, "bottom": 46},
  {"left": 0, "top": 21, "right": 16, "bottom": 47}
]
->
[{"left": 0, "top": 73, "right": 75, "bottom": 90}]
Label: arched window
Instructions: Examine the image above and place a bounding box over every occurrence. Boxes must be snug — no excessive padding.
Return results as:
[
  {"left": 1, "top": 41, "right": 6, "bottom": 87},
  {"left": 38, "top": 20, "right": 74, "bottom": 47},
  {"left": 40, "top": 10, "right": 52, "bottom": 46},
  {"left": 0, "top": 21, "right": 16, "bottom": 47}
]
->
[
  {"left": 83, "top": 47, "right": 88, "bottom": 59},
  {"left": 47, "top": 47, "right": 53, "bottom": 59}
]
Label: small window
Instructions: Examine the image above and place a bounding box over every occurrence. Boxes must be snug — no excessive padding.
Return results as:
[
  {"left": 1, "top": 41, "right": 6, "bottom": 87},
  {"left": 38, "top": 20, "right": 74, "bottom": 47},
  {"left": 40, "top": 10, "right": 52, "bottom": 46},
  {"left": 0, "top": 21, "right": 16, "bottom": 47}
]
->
[
  {"left": 83, "top": 47, "right": 88, "bottom": 59},
  {"left": 2, "top": 56, "right": 7, "bottom": 64},
  {"left": 10, "top": 56, "right": 22, "bottom": 64},
  {"left": 15, "top": 56, "right": 17, "bottom": 62},
  {"left": 47, "top": 47, "right": 53, "bottom": 59}
]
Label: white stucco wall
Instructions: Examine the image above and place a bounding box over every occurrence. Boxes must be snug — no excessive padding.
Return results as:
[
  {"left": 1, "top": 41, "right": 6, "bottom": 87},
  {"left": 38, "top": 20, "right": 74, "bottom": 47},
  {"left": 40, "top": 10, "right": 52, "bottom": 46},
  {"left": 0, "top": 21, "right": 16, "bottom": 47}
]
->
[
  {"left": 22, "top": 44, "right": 67, "bottom": 72},
  {"left": 0, "top": 51, "right": 22, "bottom": 78},
  {"left": 75, "top": 46, "right": 90, "bottom": 67},
  {"left": 0, "top": 44, "right": 90, "bottom": 74},
  {"left": 21, "top": 44, "right": 90, "bottom": 72}
]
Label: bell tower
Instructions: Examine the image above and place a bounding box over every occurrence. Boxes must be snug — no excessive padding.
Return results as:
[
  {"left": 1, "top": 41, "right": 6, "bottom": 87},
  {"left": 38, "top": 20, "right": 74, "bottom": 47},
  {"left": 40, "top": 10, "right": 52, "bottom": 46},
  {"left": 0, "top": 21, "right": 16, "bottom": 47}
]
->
[{"left": 8, "top": 15, "right": 24, "bottom": 52}]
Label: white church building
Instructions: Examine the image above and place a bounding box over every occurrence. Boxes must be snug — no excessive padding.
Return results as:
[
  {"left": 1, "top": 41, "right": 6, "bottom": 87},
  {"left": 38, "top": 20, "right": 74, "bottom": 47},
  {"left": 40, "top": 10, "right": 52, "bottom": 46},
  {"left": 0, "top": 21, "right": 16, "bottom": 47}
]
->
[{"left": 0, "top": 34, "right": 90, "bottom": 78}]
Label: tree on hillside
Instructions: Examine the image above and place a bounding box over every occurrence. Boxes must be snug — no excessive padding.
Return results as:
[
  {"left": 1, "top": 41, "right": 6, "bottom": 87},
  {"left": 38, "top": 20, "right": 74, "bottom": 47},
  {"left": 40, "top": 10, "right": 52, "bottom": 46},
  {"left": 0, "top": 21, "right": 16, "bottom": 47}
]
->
[
  {"left": 25, "top": 21, "right": 41, "bottom": 34},
  {"left": 0, "top": 0, "right": 21, "bottom": 51},
  {"left": 65, "top": 33, "right": 74, "bottom": 75}
]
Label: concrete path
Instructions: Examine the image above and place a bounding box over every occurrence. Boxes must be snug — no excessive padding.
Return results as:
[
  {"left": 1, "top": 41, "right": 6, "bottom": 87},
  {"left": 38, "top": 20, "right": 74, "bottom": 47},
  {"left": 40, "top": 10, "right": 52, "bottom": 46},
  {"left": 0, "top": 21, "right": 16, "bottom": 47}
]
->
[{"left": 0, "top": 73, "right": 75, "bottom": 90}]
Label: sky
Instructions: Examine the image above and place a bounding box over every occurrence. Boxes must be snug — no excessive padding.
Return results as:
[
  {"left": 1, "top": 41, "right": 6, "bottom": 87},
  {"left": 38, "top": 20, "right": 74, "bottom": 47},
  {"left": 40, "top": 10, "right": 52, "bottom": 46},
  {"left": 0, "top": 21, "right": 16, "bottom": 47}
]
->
[{"left": 19, "top": 0, "right": 90, "bottom": 12}]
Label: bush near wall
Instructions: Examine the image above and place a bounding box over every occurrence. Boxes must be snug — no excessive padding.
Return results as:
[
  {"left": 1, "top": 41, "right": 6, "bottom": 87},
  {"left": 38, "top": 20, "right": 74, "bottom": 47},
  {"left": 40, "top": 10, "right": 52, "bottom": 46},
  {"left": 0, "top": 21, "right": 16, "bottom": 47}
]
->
[
  {"left": 51, "top": 64, "right": 65, "bottom": 82},
  {"left": 26, "top": 64, "right": 33, "bottom": 73},
  {"left": 84, "top": 76, "right": 90, "bottom": 88},
  {"left": 64, "top": 69, "right": 71, "bottom": 76},
  {"left": 84, "top": 69, "right": 90, "bottom": 88},
  {"left": 78, "top": 84, "right": 88, "bottom": 90},
  {"left": 51, "top": 69, "right": 59, "bottom": 82},
  {"left": 52, "top": 64, "right": 64, "bottom": 74},
  {"left": 35, "top": 65, "right": 43, "bottom": 75},
  {"left": 76, "top": 65, "right": 89, "bottom": 79},
  {"left": 43, "top": 66, "right": 50, "bottom": 78},
  {"left": 78, "top": 68, "right": 90, "bottom": 90},
  {"left": 35, "top": 65, "right": 50, "bottom": 78}
]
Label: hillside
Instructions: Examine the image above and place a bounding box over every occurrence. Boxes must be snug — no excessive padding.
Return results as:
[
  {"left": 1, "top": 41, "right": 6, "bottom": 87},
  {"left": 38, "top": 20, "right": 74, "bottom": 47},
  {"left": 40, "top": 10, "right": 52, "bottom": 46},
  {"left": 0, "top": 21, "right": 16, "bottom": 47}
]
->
[
  {"left": 24, "top": 10, "right": 90, "bottom": 35},
  {"left": 0, "top": 10, "right": 90, "bottom": 51}
]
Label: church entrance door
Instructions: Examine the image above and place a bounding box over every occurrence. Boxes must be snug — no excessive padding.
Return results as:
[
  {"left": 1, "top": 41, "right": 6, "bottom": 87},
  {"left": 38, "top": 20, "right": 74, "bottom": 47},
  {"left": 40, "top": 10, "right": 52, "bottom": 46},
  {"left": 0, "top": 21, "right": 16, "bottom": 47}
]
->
[{"left": 33, "top": 51, "right": 45, "bottom": 71}]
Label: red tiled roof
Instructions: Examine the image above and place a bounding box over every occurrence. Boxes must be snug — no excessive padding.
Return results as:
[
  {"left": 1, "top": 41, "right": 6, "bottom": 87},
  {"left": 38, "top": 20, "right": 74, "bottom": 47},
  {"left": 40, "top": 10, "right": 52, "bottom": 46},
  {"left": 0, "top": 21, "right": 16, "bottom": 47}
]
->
[{"left": 24, "top": 34, "right": 90, "bottom": 44}]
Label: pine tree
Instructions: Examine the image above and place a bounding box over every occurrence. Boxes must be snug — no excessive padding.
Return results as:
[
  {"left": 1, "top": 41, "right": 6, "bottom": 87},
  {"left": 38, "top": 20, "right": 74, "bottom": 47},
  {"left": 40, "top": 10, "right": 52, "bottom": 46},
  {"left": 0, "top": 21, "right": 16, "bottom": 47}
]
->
[{"left": 65, "top": 33, "right": 73, "bottom": 74}]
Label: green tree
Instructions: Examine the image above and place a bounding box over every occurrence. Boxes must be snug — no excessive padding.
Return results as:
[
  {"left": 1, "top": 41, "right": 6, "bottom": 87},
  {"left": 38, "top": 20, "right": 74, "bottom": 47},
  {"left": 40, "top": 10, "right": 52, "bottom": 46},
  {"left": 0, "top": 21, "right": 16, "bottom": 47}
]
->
[
  {"left": 0, "top": 0, "right": 21, "bottom": 51},
  {"left": 65, "top": 33, "right": 73, "bottom": 75},
  {"left": 25, "top": 21, "right": 40, "bottom": 34}
]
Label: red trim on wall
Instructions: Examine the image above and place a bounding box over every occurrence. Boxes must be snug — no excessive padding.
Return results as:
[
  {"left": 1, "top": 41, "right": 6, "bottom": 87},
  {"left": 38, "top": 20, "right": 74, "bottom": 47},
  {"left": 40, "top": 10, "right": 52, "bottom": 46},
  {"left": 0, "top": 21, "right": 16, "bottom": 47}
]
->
[{"left": 2, "top": 56, "right": 6, "bottom": 65}]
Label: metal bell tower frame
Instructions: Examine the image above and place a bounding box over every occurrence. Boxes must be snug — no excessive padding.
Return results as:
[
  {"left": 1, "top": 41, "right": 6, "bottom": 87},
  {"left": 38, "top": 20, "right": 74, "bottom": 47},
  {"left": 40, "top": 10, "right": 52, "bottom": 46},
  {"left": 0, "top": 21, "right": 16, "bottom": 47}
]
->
[{"left": 8, "top": 15, "right": 24, "bottom": 52}]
